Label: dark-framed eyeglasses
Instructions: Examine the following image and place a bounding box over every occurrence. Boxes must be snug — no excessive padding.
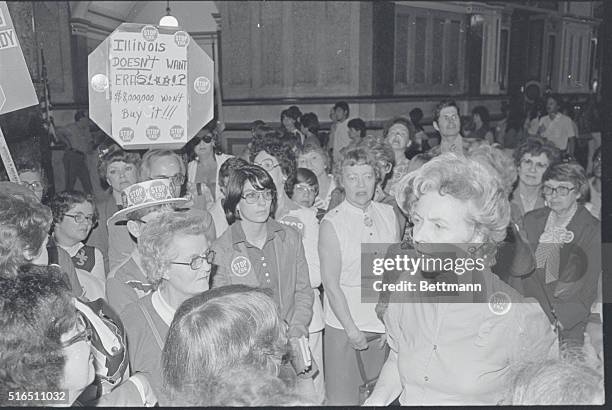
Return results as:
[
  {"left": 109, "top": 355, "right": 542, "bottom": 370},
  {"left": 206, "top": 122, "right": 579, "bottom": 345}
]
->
[
  {"left": 61, "top": 312, "right": 92, "bottom": 348},
  {"left": 151, "top": 173, "right": 185, "bottom": 186},
  {"left": 171, "top": 248, "right": 215, "bottom": 270},
  {"left": 242, "top": 190, "right": 274, "bottom": 204},
  {"left": 542, "top": 185, "right": 575, "bottom": 197},
  {"left": 19, "top": 180, "right": 44, "bottom": 191},
  {"left": 64, "top": 213, "right": 96, "bottom": 225},
  {"left": 254, "top": 159, "right": 281, "bottom": 172}
]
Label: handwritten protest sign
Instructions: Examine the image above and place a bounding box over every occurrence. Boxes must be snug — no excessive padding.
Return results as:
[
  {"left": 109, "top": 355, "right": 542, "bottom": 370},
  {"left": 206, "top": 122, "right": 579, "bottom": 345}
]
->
[
  {"left": 110, "top": 27, "right": 188, "bottom": 146},
  {"left": 89, "top": 23, "right": 214, "bottom": 150},
  {"left": 0, "top": 1, "right": 39, "bottom": 182}
]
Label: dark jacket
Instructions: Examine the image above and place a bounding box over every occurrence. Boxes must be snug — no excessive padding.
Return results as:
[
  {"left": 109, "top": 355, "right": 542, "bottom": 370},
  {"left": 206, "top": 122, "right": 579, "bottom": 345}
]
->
[
  {"left": 519, "top": 205, "right": 600, "bottom": 336},
  {"left": 211, "top": 219, "right": 313, "bottom": 337}
]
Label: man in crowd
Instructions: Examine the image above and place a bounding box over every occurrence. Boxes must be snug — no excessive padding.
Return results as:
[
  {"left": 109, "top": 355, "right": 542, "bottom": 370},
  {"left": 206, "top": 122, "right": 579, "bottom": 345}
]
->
[
  {"left": 538, "top": 94, "right": 576, "bottom": 156},
  {"left": 56, "top": 110, "right": 94, "bottom": 194},
  {"left": 432, "top": 99, "right": 464, "bottom": 156},
  {"left": 329, "top": 101, "right": 350, "bottom": 161}
]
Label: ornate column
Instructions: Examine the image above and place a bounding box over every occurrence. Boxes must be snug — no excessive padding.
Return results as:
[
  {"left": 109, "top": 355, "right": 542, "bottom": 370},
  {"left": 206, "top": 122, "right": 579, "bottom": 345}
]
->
[{"left": 465, "top": 2, "right": 504, "bottom": 95}]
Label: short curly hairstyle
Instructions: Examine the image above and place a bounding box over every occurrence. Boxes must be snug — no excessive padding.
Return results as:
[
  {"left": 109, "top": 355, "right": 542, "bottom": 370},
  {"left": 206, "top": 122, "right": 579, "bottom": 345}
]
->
[
  {"left": 0, "top": 265, "right": 77, "bottom": 405},
  {"left": 334, "top": 146, "right": 382, "bottom": 185},
  {"left": 162, "top": 285, "right": 289, "bottom": 405},
  {"left": 513, "top": 137, "right": 561, "bottom": 167},
  {"left": 382, "top": 116, "right": 416, "bottom": 142},
  {"left": 542, "top": 161, "right": 589, "bottom": 203},
  {"left": 50, "top": 191, "right": 98, "bottom": 227},
  {"left": 433, "top": 99, "right": 461, "bottom": 123},
  {"left": 510, "top": 350, "right": 603, "bottom": 405},
  {"left": 398, "top": 153, "right": 510, "bottom": 244},
  {"left": 468, "top": 144, "right": 517, "bottom": 197},
  {"left": 138, "top": 210, "right": 212, "bottom": 287},
  {"left": 297, "top": 144, "right": 332, "bottom": 175},
  {"left": 96, "top": 143, "right": 141, "bottom": 190},
  {"left": 250, "top": 133, "right": 297, "bottom": 184},
  {"left": 0, "top": 192, "right": 52, "bottom": 277}
]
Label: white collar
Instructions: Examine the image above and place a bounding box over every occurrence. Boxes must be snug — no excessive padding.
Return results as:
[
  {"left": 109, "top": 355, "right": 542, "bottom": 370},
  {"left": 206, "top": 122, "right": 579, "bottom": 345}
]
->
[
  {"left": 151, "top": 290, "right": 176, "bottom": 327},
  {"left": 57, "top": 241, "right": 85, "bottom": 257},
  {"left": 343, "top": 199, "right": 374, "bottom": 214}
]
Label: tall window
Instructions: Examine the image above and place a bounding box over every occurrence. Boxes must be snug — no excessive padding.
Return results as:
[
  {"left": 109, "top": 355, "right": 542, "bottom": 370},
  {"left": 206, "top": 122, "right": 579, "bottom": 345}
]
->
[
  {"left": 499, "top": 28, "right": 509, "bottom": 90},
  {"left": 394, "top": 6, "right": 466, "bottom": 94}
]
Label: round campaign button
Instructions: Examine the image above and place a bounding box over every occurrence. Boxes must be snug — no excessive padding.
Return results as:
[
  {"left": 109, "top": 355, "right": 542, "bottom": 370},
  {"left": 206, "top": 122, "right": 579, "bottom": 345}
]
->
[
  {"left": 146, "top": 126, "right": 161, "bottom": 141},
  {"left": 174, "top": 31, "right": 189, "bottom": 47},
  {"left": 127, "top": 184, "right": 147, "bottom": 205},
  {"left": 488, "top": 291, "right": 512, "bottom": 316},
  {"left": 231, "top": 256, "right": 252, "bottom": 277},
  {"left": 90, "top": 74, "right": 109, "bottom": 92},
  {"left": 169, "top": 125, "right": 185, "bottom": 140},
  {"left": 194, "top": 76, "right": 211, "bottom": 94},
  {"left": 141, "top": 25, "right": 158, "bottom": 41},
  {"left": 148, "top": 180, "right": 169, "bottom": 201},
  {"left": 119, "top": 127, "right": 135, "bottom": 142}
]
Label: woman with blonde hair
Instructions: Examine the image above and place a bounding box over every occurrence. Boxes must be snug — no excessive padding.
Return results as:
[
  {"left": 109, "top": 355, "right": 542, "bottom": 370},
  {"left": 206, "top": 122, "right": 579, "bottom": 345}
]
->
[
  {"left": 120, "top": 211, "right": 214, "bottom": 398},
  {"left": 366, "top": 154, "right": 556, "bottom": 405}
]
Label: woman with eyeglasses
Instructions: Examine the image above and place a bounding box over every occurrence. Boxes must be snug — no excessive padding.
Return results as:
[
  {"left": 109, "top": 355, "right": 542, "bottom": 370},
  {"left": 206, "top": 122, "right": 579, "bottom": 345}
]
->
[
  {"left": 0, "top": 265, "right": 95, "bottom": 406},
  {"left": 519, "top": 161, "right": 601, "bottom": 346},
  {"left": 510, "top": 138, "right": 561, "bottom": 226},
  {"left": 250, "top": 131, "right": 298, "bottom": 219},
  {"left": 282, "top": 167, "right": 326, "bottom": 402},
  {"left": 0, "top": 265, "right": 158, "bottom": 407},
  {"left": 15, "top": 156, "right": 48, "bottom": 203},
  {"left": 50, "top": 191, "right": 105, "bottom": 301},
  {"left": 297, "top": 144, "right": 337, "bottom": 210},
  {"left": 185, "top": 124, "right": 234, "bottom": 237},
  {"left": 382, "top": 116, "right": 419, "bottom": 197},
  {"left": 320, "top": 146, "right": 399, "bottom": 405},
  {"left": 107, "top": 149, "right": 216, "bottom": 270},
  {"left": 119, "top": 210, "right": 213, "bottom": 399},
  {"left": 210, "top": 164, "right": 314, "bottom": 395}
]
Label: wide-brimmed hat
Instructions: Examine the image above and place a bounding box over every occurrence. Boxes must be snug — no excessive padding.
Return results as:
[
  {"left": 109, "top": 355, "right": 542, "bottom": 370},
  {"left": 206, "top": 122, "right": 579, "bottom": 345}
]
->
[{"left": 107, "top": 179, "right": 188, "bottom": 226}]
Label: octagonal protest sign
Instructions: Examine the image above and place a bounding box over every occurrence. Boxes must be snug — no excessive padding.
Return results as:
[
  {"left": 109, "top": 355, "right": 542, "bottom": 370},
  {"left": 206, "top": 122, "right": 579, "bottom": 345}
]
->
[{"left": 89, "top": 23, "right": 214, "bottom": 150}]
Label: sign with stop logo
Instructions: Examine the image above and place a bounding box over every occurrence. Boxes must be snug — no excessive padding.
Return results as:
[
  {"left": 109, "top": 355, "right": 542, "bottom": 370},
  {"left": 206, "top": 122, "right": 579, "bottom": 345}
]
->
[{"left": 89, "top": 23, "right": 214, "bottom": 150}]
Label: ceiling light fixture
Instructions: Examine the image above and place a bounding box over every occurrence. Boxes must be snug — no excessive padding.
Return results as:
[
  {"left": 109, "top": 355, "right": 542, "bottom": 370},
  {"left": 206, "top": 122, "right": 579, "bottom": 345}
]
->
[{"left": 159, "top": 0, "right": 179, "bottom": 27}]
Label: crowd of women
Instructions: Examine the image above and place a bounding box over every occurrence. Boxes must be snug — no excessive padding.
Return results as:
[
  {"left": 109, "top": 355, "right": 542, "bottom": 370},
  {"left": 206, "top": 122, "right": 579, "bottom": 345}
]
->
[{"left": 0, "top": 99, "right": 603, "bottom": 406}]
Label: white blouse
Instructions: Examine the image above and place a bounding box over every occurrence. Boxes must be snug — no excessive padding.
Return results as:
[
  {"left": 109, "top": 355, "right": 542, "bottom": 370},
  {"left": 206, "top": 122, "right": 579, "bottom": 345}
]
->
[{"left": 322, "top": 200, "right": 399, "bottom": 333}]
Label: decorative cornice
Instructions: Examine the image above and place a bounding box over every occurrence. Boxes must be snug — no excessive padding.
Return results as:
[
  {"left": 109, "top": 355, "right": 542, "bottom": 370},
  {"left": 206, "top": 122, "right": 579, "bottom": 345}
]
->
[{"left": 70, "top": 18, "right": 112, "bottom": 40}]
